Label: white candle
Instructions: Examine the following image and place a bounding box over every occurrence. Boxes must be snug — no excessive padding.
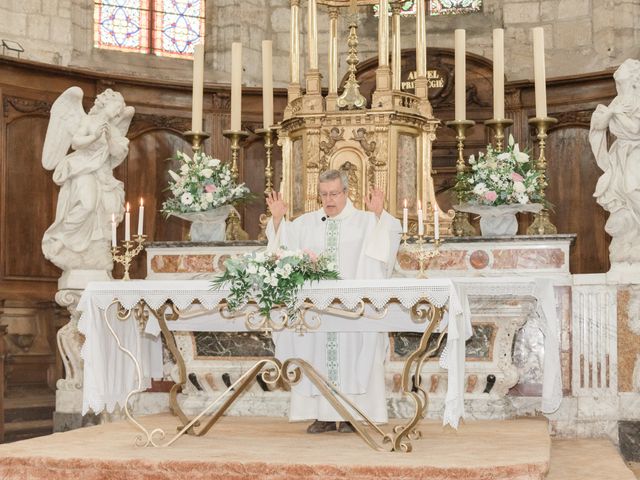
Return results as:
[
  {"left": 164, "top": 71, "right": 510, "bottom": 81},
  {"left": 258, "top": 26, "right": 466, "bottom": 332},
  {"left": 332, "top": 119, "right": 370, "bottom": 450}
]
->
[
  {"left": 434, "top": 206, "right": 440, "bottom": 240},
  {"left": 137, "top": 198, "right": 144, "bottom": 236},
  {"left": 402, "top": 198, "right": 408, "bottom": 233},
  {"left": 493, "top": 28, "right": 505, "bottom": 120},
  {"left": 111, "top": 213, "right": 117, "bottom": 248},
  {"left": 231, "top": 42, "right": 243, "bottom": 131},
  {"left": 532, "top": 27, "right": 548, "bottom": 119},
  {"left": 125, "top": 202, "right": 131, "bottom": 242},
  {"left": 417, "top": 200, "right": 424, "bottom": 236},
  {"left": 262, "top": 40, "right": 274, "bottom": 129},
  {"left": 191, "top": 43, "right": 204, "bottom": 132},
  {"left": 454, "top": 29, "right": 466, "bottom": 121}
]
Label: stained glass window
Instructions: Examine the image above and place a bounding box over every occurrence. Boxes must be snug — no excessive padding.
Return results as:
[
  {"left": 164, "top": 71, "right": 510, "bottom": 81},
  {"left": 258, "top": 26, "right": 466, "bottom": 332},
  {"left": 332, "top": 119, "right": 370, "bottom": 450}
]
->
[
  {"left": 94, "top": 0, "right": 205, "bottom": 57},
  {"left": 373, "top": 0, "right": 482, "bottom": 16},
  {"left": 373, "top": 1, "right": 417, "bottom": 16},
  {"left": 429, "top": 0, "right": 482, "bottom": 16}
]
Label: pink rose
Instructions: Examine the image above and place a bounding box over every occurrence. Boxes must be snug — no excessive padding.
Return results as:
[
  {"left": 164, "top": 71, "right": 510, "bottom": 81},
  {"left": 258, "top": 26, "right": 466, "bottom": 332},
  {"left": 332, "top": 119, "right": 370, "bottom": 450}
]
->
[
  {"left": 511, "top": 172, "right": 524, "bottom": 182},
  {"left": 205, "top": 184, "right": 217, "bottom": 193},
  {"left": 484, "top": 191, "right": 497, "bottom": 202},
  {"left": 303, "top": 248, "right": 318, "bottom": 262}
]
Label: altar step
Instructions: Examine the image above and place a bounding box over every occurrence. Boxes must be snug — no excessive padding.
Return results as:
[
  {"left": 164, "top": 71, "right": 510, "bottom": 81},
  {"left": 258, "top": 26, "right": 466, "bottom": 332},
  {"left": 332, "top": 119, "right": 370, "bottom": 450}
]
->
[{"left": 3, "top": 386, "right": 54, "bottom": 443}]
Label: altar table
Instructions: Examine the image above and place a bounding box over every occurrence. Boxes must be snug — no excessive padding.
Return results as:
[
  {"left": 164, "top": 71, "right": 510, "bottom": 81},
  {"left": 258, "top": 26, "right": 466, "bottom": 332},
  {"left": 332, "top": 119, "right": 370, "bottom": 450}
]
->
[{"left": 76, "top": 277, "right": 561, "bottom": 449}]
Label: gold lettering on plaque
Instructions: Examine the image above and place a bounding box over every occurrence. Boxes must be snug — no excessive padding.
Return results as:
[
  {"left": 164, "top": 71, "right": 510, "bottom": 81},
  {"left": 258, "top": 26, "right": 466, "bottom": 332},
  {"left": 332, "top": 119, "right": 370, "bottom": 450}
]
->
[{"left": 401, "top": 69, "right": 444, "bottom": 92}]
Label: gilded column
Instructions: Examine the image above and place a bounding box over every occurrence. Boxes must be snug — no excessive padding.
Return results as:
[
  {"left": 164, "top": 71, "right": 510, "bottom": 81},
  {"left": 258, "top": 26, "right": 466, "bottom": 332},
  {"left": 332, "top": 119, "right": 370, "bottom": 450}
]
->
[
  {"left": 304, "top": 0, "right": 322, "bottom": 98},
  {"left": 413, "top": 0, "right": 431, "bottom": 115},
  {"left": 391, "top": 2, "right": 402, "bottom": 90},
  {"left": 326, "top": 6, "right": 339, "bottom": 111},
  {"left": 288, "top": 0, "right": 302, "bottom": 106},
  {"left": 373, "top": 0, "right": 392, "bottom": 107},
  {"left": 307, "top": 0, "right": 318, "bottom": 70}
]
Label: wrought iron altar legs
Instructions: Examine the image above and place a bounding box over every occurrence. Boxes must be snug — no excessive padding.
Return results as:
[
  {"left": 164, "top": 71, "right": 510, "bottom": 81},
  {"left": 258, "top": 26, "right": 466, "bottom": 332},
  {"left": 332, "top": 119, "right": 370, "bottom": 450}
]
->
[{"left": 104, "top": 299, "right": 445, "bottom": 452}]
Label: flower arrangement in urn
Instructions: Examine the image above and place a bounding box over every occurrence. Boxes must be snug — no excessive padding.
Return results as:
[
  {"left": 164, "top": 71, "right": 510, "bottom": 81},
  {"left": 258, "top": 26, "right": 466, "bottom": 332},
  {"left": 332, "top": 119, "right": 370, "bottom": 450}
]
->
[
  {"left": 211, "top": 248, "right": 339, "bottom": 320},
  {"left": 161, "top": 151, "right": 252, "bottom": 241},
  {"left": 455, "top": 135, "right": 544, "bottom": 235}
]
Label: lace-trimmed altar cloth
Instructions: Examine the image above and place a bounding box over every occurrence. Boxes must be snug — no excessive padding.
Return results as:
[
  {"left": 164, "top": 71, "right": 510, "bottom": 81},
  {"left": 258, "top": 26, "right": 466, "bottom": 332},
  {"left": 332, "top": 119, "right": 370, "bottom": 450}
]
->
[
  {"left": 77, "top": 276, "right": 563, "bottom": 427},
  {"left": 77, "top": 278, "right": 471, "bottom": 427}
]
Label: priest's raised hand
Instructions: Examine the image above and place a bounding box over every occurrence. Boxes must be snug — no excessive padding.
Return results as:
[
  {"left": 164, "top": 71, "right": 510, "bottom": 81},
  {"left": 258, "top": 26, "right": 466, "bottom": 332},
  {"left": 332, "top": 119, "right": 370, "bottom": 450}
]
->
[
  {"left": 365, "top": 187, "right": 385, "bottom": 219},
  {"left": 266, "top": 191, "right": 288, "bottom": 231}
]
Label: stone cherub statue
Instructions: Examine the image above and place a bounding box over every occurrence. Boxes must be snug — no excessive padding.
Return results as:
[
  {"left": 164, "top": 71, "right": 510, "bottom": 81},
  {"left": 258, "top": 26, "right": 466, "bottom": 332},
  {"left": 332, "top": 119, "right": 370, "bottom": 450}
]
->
[
  {"left": 41, "top": 87, "right": 134, "bottom": 272},
  {"left": 590, "top": 59, "right": 640, "bottom": 273}
]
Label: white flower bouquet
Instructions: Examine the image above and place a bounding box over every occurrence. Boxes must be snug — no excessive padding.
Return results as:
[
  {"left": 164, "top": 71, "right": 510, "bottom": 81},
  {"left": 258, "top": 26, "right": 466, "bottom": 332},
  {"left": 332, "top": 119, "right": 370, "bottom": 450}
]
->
[
  {"left": 456, "top": 135, "right": 543, "bottom": 206},
  {"left": 211, "top": 248, "right": 340, "bottom": 318},
  {"left": 161, "top": 151, "right": 251, "bottom": 215}
]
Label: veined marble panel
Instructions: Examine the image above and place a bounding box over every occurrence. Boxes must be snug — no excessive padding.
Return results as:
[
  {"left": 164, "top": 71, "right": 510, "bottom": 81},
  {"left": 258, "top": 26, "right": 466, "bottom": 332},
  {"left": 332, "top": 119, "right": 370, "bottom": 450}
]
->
[
  {"left": 617, "top": 286, "right": 640, "bottom": 393},
  {"left": 395, "top": 235, "right": 574, "bottom": 276}
]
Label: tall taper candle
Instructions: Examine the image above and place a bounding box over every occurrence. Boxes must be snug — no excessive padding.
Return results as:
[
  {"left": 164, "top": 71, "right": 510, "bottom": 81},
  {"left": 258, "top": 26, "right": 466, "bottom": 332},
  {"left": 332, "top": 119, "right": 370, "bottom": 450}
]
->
[
  {"left": 532, "top": 27, "right": 547, "bottom": 119},
  {"left": 111, "top": 213, "right": 117, "bottom": 248},
  {"left": 137, "top": 198, "right": 144, "bottom": 236},
  {"left": 454, "top": 29, "right": 466, "bottom": 121},
  {"left": 434, "top": 206, "right": 440, "bottom": 240},
  {"left": 262, "top": 40, "right": 274, "bottom": 129},
  {"left": 231, "top": 42, "right": 243, "bottom": 131},
  {"left": 402, "top": 199, "right": 408, "bottom": 234},
  {"left": 191, "top": 43, "right": 204, "bottom": 132},
  {"left": 493, "top": 28, "right": 505, "bottom": 120},
  {"left": 417, "top": 200, "right": 424, "bottom": 236},
  {"left": 125, "top": 202, "right": 131, "bottom": 242}
]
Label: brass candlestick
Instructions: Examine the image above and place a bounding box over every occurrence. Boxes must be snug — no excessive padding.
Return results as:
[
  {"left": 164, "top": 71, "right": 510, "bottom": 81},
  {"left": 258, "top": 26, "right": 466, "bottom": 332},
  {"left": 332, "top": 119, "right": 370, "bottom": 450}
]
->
[
  {"left": 257, "top": 127, "right": 275, "bottom": 241},
  {"left": 222, "top": 129, "right": 250, "bottom": 183},
  {"left": 484, "top": 118, "right": 514, "bottom": 152},
  {"left": 445, "top": 119, "right": 476, "bottom": 237},
  {"left": 111, "top": 235, "right": 146, "bottom": 281},
  {"left": 527, "top": 116, "right": 558, "bottom": 235},
  {"left": 402, "top": 233, "right": 441, "bottom": 279},
  {"left": 182, "top": 131, "right": 210, "bottom": 153}
]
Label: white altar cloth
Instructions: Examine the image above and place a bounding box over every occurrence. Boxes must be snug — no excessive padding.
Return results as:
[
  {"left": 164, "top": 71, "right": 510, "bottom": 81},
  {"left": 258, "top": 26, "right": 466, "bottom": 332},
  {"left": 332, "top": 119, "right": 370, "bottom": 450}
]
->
[{"left": 76, "top": 276, "right": 562, "bottom": 427}]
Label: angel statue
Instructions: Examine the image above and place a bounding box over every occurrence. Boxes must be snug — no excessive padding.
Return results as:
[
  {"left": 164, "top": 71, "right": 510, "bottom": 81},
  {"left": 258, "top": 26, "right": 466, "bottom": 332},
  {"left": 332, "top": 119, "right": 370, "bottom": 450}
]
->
[
  {"left": 41, "top": 87, "right": 134, "bottom": 272},
  {"left": 590, "top": 59, "right": 640, "bottom": 270}
]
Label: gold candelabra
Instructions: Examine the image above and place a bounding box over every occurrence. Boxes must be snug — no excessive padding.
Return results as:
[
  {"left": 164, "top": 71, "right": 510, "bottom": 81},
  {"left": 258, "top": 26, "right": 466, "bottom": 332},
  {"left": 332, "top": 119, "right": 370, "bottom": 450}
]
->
[
  {"left": 527, "top": 116, "right": 558, "bottom": 235},
  {"left": 484, "top": 118, "right": 514, "bottom": 152},
  {"left": 222, "top": 129, "right": 249, "bottom": 183},
  {"left": 111, "top": 235, "right": 146, "bottom": 281},
  {"left": 445, "top": 119, "right": 476, "bottom": 237},
  {"left": 402, "top": 233, "right": 441, "bottom": 279},
  {"left": 256, "top": 127, "right": 276, "bottom": 241},
  {"left": 182, "top": 131, "right": 210, "bottom": 152}
]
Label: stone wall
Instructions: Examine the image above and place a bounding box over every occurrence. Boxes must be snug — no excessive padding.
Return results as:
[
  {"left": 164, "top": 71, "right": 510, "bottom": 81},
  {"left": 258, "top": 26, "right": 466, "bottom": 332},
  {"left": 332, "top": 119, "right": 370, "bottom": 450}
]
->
[{"left": 1, "top": 1, "right": 639, "bottom": 87}]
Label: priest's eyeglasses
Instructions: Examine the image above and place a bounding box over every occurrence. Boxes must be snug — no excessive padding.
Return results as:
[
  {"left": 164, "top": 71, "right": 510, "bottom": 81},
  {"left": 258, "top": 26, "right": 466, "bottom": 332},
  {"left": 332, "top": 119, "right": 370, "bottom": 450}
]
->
[{"left": 319, "top": 190, "right": 346, "bottom": 200}]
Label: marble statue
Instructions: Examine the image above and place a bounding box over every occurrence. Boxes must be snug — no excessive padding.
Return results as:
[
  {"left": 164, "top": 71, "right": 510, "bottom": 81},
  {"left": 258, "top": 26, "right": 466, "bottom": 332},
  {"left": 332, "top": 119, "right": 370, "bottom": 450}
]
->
[
  {"left": 590, "top": 59, "right": 640, "bottom": 271},
  {"left": 41, "top": 87, "right": 134, "bottom": 272}
]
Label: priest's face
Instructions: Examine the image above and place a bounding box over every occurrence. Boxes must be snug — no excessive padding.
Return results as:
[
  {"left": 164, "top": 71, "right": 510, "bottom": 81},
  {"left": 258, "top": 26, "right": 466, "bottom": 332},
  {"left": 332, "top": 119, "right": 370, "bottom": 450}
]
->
[{"left": 318, "top": 178, "right": 347, "bottom": 217}]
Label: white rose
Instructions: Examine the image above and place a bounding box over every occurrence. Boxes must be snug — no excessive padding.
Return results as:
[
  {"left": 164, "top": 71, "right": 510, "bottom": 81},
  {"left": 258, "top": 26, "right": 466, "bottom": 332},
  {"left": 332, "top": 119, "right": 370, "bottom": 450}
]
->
[
  {"left": 205, "top": 192, "right": 214, "bottom": 203},
  {"left": 473, "top": 183, "right": 487, "bottom": 195},
  {"left": 513, "top": 181, "right": 526, "bottom": 193},
  {"left": 490, "top": 174, "right": 500, "bottom": 182},
  {"left": 258, "top": 266, "right": 268, "bottom": 276},
  {"left": 497, "top": 152, "right": 510, "bottom": 161},
  {"left": 202, "top": 168, "right": 213, "bottom": 178},
  {"left": 181, "top": 192, "right": 194, "bottom": 205},
  {"left": 208, "top": 158, "right": 221, "bottom": 167},
  {"left": 246, "top": 264, "right": 258, "bottom": 275},
  {"left": 221, "top": 179, "right": 228, "bottom": 186}
]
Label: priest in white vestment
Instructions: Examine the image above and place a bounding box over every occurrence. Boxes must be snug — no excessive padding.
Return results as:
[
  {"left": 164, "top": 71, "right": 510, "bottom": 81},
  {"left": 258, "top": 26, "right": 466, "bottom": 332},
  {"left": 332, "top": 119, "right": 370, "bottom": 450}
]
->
[{"left": 266, "top": 170, "right": 402, "bottom": 433}]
